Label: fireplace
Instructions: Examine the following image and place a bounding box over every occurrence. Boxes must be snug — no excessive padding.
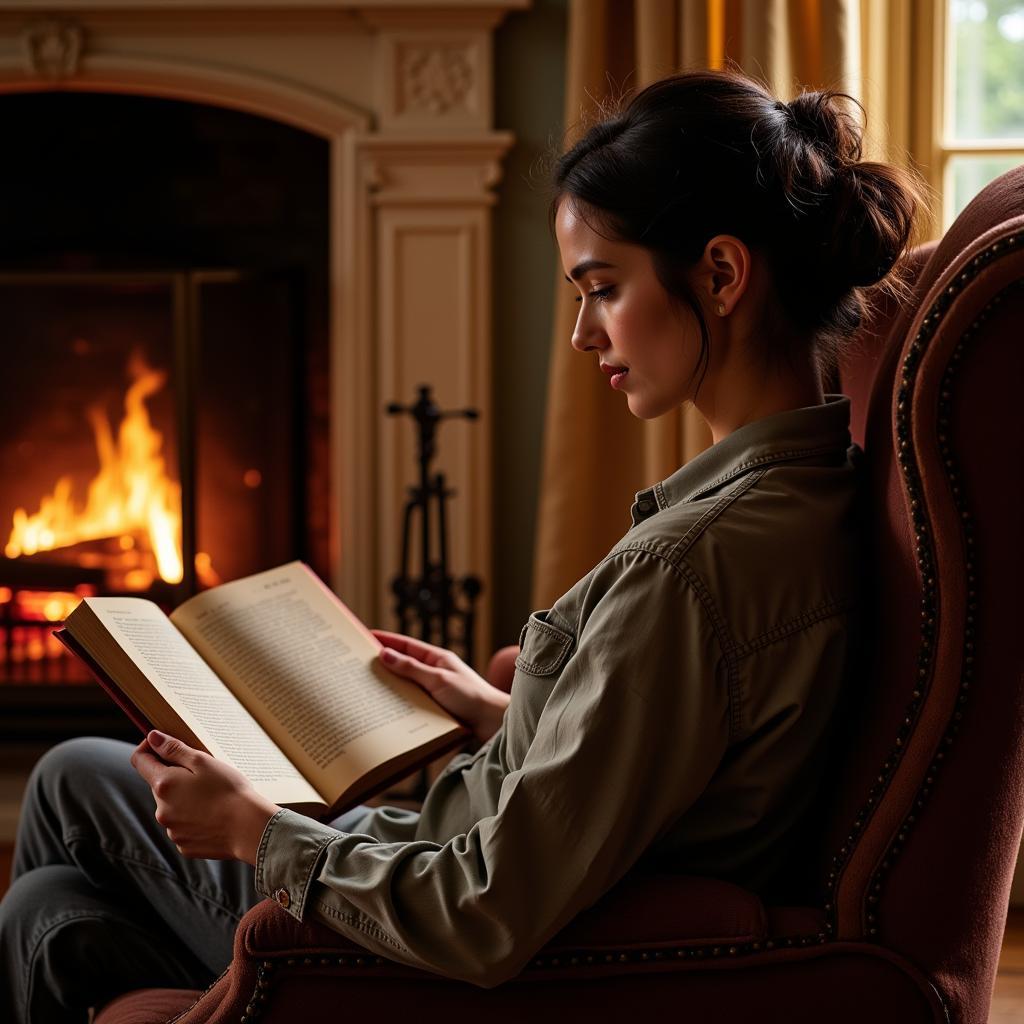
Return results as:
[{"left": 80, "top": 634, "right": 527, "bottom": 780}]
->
[
  {"left": 0, "top": 3, "right": 513, "bottom": 740},
  {"left": 1, "top": 268, "right": 320, "bottom": 740},
  {"left": 0, "top": 91, "right": 329, "bottom": 741}
]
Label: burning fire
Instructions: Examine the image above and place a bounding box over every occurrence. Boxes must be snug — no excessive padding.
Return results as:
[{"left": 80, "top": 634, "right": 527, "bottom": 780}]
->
[{"left": 5, "top": 354, "right": 184, "bottom": 584}]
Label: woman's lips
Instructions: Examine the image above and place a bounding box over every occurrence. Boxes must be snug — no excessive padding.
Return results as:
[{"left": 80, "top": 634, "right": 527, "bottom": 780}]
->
[{"left": 598, "top": 362, "right": 630, "bottom": 389}]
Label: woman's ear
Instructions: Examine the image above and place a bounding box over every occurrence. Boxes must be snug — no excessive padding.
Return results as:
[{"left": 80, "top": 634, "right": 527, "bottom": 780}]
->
[{"left": 695, "top": 235, "right": 751, "bottom": 316}]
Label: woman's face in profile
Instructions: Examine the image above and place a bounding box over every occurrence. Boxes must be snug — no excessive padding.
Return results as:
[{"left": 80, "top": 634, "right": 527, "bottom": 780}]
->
[{"left": 555, "top": 201, "right": 702, "bottom": 420}]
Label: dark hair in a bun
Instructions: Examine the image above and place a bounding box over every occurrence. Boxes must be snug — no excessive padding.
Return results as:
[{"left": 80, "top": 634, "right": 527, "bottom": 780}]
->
[{"left": 552, "top": 69, "right": 922, "bottom": 390}]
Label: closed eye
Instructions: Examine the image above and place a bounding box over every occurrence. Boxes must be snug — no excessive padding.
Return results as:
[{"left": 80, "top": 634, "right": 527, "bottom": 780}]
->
[{"left": 574, "top": 286, "right": 615, "bottom": 304}]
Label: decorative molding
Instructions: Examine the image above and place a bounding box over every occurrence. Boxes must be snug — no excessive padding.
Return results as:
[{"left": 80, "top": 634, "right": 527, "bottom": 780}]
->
[
  {"left": 358, "top": 6, "right": 512, "bottom": 31},
  {"left": 0, "top": 1, "right": 523, "bottom": 36},
  {"left": 480, "top": 158, "right": 503, "bottom": 189},
  {"left": 0, "top": 9, "right": 364, "bottom": 34},
  {"left": 376, "top": 26, "right": 491, "bottom": 132},
  {"left": 398, "top": 42, "right": 475, "bottom": 116},
  {"left": 21, "top": 19, "right": 84, "bottom": 81},
  {"left": 0, "top": 53, "right": 370, "bottom": 135},
  {"left": 0, "top": 0, "right": 526, "bottom": 11},
  {"left": 360, "top": 133, "right": 513, "bottom": 205}
]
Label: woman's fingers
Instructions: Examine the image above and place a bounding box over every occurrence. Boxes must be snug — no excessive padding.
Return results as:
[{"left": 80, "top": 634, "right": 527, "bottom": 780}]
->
[
  {"left": 380, "top": 647, "right": 446, "bottom": 694},
  {"left": 372, "top": 629, "right": 454, "bottom": 667},
  {"left": 373, "top": 630, "right": 506, "bottom": 743}
]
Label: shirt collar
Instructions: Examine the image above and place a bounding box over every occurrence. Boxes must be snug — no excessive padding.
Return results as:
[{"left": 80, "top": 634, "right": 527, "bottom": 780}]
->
[{"left": 630, "top": 394, "right": 853, "bottom": 525}]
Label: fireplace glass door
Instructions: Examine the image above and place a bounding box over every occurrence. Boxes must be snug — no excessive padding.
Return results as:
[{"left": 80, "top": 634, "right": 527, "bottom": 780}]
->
[{"left": 1, "top": 270, "right": 303, "bottom": 740}]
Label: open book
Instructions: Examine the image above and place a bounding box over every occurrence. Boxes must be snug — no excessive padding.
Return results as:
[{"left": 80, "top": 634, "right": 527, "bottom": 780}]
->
[{"left": 55, "top": 562, "right": 468, "bottom": 819}]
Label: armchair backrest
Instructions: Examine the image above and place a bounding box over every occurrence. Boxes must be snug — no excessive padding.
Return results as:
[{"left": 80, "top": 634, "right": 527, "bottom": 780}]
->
[{"left": 823, "top": 165, "right": 1024, "bottom": 1024}]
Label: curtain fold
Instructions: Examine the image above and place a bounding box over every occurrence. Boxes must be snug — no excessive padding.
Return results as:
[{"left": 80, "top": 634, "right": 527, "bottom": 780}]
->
[
  {"left": 858, "top": 0, "right": 910, "bottom": 164},
  {"left": 531, "top": 0, "right": 858, "bottom": 611}
]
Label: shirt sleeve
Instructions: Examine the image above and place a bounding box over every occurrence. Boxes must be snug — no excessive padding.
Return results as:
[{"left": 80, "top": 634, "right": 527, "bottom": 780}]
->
[{"left": 254, "top": 548, "right": 729, "bottom": 987}]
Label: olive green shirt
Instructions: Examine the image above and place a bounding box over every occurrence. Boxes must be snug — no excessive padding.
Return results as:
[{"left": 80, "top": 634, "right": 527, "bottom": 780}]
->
[{"left": 255, "top": 394, "right": 864, "bottom": 988}]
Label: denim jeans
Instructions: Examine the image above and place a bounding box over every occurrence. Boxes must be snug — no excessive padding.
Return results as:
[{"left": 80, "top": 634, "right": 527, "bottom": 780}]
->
[{"left": 0, "top": 736, "right": 367, "bottom": 1024}]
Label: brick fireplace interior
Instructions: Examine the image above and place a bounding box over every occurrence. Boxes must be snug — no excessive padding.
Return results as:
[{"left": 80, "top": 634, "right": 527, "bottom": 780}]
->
[{"left": 0, "top": 91, "right": 331, "bottom": 743}]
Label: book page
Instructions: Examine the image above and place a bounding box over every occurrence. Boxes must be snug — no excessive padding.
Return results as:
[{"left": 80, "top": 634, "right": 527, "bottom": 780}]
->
[
  {"left": 80, "top": 598, "right": 323, "bottom": 806},
  {"left": 170, "top": 562, "right": 460, "bottom": 796}
]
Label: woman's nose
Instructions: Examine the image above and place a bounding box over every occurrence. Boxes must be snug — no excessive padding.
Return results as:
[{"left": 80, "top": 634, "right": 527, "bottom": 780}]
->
[{"left": 570, "top": 304, "right": 606, "bottom": 353}]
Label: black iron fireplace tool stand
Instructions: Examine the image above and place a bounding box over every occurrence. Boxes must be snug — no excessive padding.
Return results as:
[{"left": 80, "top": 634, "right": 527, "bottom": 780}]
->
[{"left": 386, "top": 385, "right": 482, "bottom": 671}]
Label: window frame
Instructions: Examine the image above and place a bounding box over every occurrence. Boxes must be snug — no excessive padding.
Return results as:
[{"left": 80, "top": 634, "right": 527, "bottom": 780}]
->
[{"left": 930, "top": 0, "right": 1024, "bottom": 229}]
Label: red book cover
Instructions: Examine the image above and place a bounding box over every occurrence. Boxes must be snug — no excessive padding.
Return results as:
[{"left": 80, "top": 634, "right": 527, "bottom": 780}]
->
[{"left": 53, "top": 627, "right": 155, "bottom": 737}]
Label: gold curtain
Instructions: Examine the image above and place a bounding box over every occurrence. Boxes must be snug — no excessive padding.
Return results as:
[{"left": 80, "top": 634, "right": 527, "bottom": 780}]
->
[
  {"left": 858, "top": 0, "right": 940, "bottom": 235},
  {"left": 531, "top": 0, "right": 859, "bottom": 611}
]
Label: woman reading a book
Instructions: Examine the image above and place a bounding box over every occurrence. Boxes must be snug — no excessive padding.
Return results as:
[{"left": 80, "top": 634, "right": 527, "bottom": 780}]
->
[{"left": 1, "top": 68, "right": 919, "bottom": 1022}]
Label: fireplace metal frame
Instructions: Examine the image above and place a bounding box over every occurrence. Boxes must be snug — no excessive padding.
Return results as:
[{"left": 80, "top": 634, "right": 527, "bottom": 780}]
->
[{"left": 0, "top": 267, "right": 308, "bottom": 742}]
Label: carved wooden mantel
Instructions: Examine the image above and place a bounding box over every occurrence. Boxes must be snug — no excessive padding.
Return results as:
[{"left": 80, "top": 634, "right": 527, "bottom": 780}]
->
[{"left": 0, "top": 0, "right": 526, "bottom": 659}]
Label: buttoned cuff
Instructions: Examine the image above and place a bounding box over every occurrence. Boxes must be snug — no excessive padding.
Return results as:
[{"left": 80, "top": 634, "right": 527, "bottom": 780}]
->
[{"left": 254, "top": 808, "right": 342, "bottom": 920}]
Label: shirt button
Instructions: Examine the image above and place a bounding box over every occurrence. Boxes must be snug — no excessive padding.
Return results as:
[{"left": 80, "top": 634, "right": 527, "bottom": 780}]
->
[
  {"left": 637, "top": 500, "right": 654, "bottom": 515},
  {"left": 273, "top": 888, "right": 291, "bottom": 909}
]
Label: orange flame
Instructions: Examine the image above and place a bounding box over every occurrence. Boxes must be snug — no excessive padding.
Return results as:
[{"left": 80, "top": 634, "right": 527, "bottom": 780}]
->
[{"left": 5, "top": 354, "right": 184, "bottom": 584}]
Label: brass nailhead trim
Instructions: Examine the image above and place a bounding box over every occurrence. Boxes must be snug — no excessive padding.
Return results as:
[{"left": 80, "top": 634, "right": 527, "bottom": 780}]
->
[
  {"left": 239, "top": 961, "right": 275, "bottom": 1024},
  {"left": 518, "top": 932, "right": 830, "bottom": 969}
]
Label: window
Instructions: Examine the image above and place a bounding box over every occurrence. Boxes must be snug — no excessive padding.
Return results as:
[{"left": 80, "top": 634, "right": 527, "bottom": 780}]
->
[{"left": 942, "top": 0, "right": 1024, "bottom": 227}]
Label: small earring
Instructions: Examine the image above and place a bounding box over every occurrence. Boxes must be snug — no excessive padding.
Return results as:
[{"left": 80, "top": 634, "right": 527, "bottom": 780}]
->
[{"left": 716, "top": 302, "right": 727, "bottom": 316}]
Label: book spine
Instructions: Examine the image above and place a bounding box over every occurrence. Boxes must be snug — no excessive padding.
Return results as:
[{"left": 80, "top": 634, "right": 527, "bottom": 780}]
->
[{"left": 53, "top": 628, "right": 154, "bottom": 737}]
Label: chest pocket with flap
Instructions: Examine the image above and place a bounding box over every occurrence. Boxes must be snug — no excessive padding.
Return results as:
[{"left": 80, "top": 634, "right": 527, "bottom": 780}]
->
[
  {"left": 514, "top": 610, "right": 574, "bottom": 677},
  {"left": 506, "top": 610, "right": 575, "bottom": 764}
]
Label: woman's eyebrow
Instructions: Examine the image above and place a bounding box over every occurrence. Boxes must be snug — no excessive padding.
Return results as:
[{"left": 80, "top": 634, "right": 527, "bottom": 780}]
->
[{"left": 566, "top": 259, "right": 616, "bottom": 282}]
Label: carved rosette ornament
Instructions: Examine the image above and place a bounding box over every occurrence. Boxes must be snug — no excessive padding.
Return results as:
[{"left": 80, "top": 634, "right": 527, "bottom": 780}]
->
[
  {"left": 22, "top": 19, "right": 84, "bottom": 81},
  {"left": 399, "top": 44, "right": 475, "bottom": 115}
]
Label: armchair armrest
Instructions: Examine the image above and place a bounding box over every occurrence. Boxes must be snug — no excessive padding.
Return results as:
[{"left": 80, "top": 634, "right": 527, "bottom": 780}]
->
[
  {"left": 238, "top": 870, "right": 767, "bottom": 962},
  {"left": 548, "top": 871, "right": 767, "bottom": 952},
  {"left": 156, "top": 871, "right": 769, "bottom": 1024}
]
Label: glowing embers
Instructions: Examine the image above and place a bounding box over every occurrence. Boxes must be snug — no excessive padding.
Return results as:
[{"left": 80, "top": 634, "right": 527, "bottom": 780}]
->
[
  {"left": 5, "top": 353, "right": 183, "bottom": 588},
  {"left": 0, "top": 584, "right": 96, "bottom": 683}
]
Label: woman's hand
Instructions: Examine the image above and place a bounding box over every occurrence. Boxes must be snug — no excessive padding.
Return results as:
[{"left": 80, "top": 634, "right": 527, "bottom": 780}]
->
[
  {"left": 130, "top": 731, "right": 280, "bottom": 865},
  {"left": 372, "top": 630, "right": 510, "bottom": 744}
]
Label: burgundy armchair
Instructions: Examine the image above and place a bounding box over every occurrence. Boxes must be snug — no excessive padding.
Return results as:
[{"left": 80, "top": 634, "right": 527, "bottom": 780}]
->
[{"left": 98, "top": 166, "right": 1024, "bottom": 1024}]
